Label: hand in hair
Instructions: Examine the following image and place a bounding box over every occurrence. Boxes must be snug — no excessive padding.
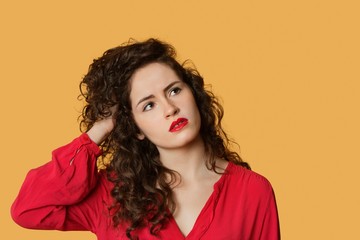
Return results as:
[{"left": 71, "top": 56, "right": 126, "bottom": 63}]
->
[{"left": 87, "top": 104, "right": 118, "bottom": 145}]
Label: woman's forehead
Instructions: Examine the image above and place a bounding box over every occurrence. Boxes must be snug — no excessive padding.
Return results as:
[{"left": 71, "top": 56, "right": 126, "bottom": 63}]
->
[{"left": 130, "top": 63, "right": 181, "bottom": 92}]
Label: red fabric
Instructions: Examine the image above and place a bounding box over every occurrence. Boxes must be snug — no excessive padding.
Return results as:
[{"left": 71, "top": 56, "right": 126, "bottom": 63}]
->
[{"left": 11, "top": 134, "right": 280, "bottom": 239}]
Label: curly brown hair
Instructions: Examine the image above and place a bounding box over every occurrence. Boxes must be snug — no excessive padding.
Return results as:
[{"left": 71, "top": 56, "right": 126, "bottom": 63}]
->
[{"left": 79, "top": 38, "right": 250, "bottom": 239}]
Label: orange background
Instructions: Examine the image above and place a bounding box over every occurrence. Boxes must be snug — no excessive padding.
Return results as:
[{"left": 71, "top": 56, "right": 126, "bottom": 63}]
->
[{"left": 1, "top": 1, "right": 359, "bottom": 239}]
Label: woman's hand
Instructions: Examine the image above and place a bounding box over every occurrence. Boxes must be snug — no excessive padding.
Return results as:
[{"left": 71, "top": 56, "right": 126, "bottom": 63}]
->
[{"left": 87, "top": 105, "right": 118, "bottom": 145}]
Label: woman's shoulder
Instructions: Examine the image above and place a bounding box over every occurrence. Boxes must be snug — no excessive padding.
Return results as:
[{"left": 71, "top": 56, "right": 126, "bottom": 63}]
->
[
  {"left": 85, "top": 169, "right": 115, "bottom": 206},
  {"left": 224, "top": 161, "right": 274, "bottom": 195},
  {"left": 98, "top": 170, "right": 115, "bottom": 192}
]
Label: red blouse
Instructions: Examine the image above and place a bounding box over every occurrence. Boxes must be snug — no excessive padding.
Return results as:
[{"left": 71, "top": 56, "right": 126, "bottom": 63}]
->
[{"left": 11, "top": 133, "right": 280, "bottom": 239}]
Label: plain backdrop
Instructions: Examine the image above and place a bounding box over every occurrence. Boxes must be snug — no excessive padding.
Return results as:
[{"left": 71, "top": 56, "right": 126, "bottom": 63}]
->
[{"left": 1, "top": 1, "right": 359, "bottom": 239}]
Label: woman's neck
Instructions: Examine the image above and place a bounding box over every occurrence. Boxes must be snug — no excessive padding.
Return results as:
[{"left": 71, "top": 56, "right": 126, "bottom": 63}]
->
[{"left": 158, "top": 135, "right": 210, "bottom": 183}]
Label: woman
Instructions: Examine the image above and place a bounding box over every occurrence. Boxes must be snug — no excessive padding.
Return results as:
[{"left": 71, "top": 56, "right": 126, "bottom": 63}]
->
[{"left": 11, "top": 38, "right": 280, "bottom": 239}]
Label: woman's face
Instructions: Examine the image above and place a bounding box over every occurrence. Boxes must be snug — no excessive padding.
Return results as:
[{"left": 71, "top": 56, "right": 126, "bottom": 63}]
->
[{"left": 130, "top": 62, "right": 201, "bottom": 152}]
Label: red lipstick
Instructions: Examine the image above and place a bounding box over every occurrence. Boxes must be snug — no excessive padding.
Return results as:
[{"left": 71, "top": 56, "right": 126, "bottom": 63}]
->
[{"left": 169, "top": 118, "right": 188, "bottom": 132}]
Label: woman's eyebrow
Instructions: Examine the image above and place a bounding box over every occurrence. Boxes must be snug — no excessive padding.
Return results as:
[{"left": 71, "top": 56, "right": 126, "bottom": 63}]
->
[
  {"left": 163, "top": 81, "right": 181, "bottom": 93},
  {"left": 136, "top": 95, "right": 154, "bottom": 107},
  {"left": 136, "top": 81, "right": 181, "bottom": 107}
]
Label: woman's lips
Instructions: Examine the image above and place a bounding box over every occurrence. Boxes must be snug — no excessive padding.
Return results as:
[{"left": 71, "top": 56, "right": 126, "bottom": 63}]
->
[{"left": 169, "top": 118, "right": 189, "bottom": 132}]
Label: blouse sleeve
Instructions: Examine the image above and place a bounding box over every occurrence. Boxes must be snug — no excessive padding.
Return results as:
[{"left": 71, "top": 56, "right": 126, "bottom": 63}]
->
[
  {"left": 11, "top": 133, "right": 104, "bottom": 232},
  {"left": 260, "top": 184, "right": 281, "bottom": 240}
]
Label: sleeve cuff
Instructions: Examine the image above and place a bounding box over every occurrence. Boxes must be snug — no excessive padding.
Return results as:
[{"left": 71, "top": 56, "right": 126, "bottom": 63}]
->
[{"left": 79, "top": 133, "right": 103, "bottom": 157}]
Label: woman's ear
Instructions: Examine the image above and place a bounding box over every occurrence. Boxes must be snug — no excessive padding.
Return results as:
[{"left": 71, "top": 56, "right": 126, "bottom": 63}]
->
[{"left": 137, "top": 132, "right": 145, "bottom": 140}]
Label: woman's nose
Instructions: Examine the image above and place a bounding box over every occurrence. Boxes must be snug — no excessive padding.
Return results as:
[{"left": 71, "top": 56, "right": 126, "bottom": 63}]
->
[{"left": 164, "top": 100, "right": 179, "bottom": 118}]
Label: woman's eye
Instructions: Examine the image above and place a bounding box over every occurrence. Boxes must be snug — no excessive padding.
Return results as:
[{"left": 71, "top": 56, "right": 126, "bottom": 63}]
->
[
  {"left": 170, "top": 87, "right": 181, "bottom": 96},
  {"left": 143, "top": 102, "right": 154, "bottom": 111}
]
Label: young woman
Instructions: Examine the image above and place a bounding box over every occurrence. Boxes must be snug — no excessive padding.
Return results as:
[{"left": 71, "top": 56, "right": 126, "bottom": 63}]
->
[{"left": 11, "top": 39, "right": 280, "bottom": 239}]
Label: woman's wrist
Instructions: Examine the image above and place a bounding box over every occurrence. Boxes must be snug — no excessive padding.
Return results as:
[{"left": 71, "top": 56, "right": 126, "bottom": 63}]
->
[{"left": 86, "top": 122, "right": 111, "bottom": 145}]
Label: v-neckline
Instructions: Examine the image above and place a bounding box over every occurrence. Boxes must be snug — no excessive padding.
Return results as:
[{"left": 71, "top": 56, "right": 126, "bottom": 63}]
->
[{"left": 168, "top": 162, "right": 232, "bottom": 239}]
